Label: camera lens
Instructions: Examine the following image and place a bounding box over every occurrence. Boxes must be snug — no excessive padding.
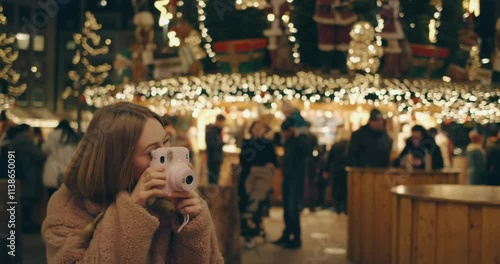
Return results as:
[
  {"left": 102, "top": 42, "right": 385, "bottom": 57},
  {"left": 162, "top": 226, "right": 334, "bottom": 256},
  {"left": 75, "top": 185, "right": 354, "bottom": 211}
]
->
[
  {"left": 160, "top": 156, "right": 165, "bottom": 164},
  {"left": 185, "top": 175, "right": 194, "bottom": 185}
]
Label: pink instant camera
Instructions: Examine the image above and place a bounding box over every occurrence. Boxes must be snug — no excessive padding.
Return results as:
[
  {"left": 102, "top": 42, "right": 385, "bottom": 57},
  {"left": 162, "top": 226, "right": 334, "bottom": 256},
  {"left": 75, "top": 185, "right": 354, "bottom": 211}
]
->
[{"left": 150, "top": 147, "right": 198, "bottom": 194}]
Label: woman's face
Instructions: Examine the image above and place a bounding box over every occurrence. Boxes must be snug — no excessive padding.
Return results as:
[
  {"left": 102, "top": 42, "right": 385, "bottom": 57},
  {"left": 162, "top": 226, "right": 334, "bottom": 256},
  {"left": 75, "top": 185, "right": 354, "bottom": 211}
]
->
[
  {"left": 411, "top": 131, "right": 423, "bottom": 147},
  {"left": 251, "top": 122, "right": 266, "bottom": 138},
  {"left": 132, "top": 118, "right": 169, "bottom": 181}
]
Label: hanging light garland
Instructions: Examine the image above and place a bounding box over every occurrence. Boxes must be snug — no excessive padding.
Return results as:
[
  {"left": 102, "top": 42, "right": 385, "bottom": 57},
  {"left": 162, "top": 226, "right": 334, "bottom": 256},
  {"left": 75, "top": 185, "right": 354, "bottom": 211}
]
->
[
  {"left": 463, "top": 0, "right": 480, "bottom": 17},
  {"left": 286, "top": 0, "right": 300, "bottom": 64},
  {"left": 428, "top": 1, "right": 442, "bottom": 44},
  {"left": 235, "top": 0, "right": 267, "bottom": 10},
  {"left": 196, "top": 0, "right": 217, "bottom": 63},
  {"left": 84, "top": 72, "right": 500, "bottom": 124}
]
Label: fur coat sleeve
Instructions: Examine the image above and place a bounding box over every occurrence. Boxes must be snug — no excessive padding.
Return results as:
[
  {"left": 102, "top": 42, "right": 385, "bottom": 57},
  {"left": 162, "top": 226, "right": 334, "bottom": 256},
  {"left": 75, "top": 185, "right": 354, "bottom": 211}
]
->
[{"left": 42, "top": 186, "right": 224, "bottom": 264}]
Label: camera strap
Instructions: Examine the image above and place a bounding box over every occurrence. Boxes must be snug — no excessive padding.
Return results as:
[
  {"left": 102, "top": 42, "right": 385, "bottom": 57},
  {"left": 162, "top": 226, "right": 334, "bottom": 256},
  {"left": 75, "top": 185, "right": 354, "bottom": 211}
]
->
[{"left": 177, "top": 213, "right": 190, "bottom": 233}]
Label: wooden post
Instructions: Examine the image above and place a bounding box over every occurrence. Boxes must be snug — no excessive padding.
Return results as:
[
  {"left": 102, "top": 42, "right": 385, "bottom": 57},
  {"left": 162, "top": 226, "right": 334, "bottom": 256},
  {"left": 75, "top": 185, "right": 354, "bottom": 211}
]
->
[{"left": 198, "top": 185, "right": 241, "bottom": 264}]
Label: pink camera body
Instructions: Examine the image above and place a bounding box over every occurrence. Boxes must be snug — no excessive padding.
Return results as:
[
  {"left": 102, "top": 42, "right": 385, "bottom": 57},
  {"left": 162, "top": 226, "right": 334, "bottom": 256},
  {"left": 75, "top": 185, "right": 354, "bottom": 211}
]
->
[{"left": 150, "top": 147, "right": 198, "bottom": 194}]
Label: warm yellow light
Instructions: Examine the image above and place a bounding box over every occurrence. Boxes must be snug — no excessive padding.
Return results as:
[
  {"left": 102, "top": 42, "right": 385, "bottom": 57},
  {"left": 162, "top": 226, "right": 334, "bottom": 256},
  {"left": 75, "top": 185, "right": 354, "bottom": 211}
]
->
[
  {"left": 429, "top": 19, "right": 437, "bottom": 43},
  {"left": 155, "top": 0, "right": 171, "bottom": 26}
]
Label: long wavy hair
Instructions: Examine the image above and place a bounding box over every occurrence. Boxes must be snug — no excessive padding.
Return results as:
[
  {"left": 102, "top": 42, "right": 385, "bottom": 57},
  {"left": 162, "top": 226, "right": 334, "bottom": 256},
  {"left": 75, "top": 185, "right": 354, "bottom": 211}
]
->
[{"left": 63, "top": 102, "right": 163, "bottom": 241}]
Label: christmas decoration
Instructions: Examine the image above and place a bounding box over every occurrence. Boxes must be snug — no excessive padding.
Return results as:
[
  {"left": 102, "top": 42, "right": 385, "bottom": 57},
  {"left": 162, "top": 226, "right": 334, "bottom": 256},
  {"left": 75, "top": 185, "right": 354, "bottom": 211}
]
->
[
  {"left": 314, "top": 0, "right": 358, "bottom": 73},
  {"left": 213, "top": 38, "right": 267, "bottom": 73},
  {"left": 462, "top": 0, "right": 479, "bottom": 17},
  {"left": 235, "top": 0, "right": 267, "bottom": 10},
  {"left": 65, "top": 12, "right": 111, "bottom": 98},
  {"left": 380, "top": 0, "right": 408, "bottom": 77},
  {"left": 155, "top": 0, "right": 174, "bottom": 27},
  {"left": 170, "top": 18, "right": 205, "bottom": 75},
  {"left": 0, "top": 5, "right": 27, "bottom": 110},
  {"left": 112, "top": 49, "right": 133, "bottom": 87},
  {"left": 410, "top": 44, "right": 449, "bottom": 78},
  {"left": 445, "top": 16, "right": 478, "bottom": 82},
  {"left": 197, "top": 0, "right": 217, "bottom": 62},
  {"left": 264, "top": 0, "right": 295, "bottom": 72},
  {"left": 83, "top": 72, "right": 500, "bottom": 124},
  {"left": 467, "top": 45, "right": 480, "bottom": 81},
  {"left": 64, "top": 11, "right": 111, "bottom": 130},
  {"left": 133, "top": 11, "right": 156, "bottom": 82},
  {"left": 347, "top": 21, "right": 383, "bottom": 74}
]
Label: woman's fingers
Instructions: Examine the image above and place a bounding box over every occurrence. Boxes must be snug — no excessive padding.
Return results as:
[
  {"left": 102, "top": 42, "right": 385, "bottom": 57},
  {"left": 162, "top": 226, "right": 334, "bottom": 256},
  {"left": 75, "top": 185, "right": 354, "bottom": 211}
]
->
[
  {"left": 168, "top": 190, "right": 197, "bottom": 199},
  {"left": 179, "top": 204, "right": 202, "bottom": 215},
  {"left": 175, "top": 197, "right": 199, "bottom": 210},
  {"left": 140, "top": 166, "right": 166, "bottom": 182},
  {"left": 143, "top": 188, "right": 169, "bottom": 200},
  {"left": 144, "top": 178, "right": 166, "bottom": 189}
]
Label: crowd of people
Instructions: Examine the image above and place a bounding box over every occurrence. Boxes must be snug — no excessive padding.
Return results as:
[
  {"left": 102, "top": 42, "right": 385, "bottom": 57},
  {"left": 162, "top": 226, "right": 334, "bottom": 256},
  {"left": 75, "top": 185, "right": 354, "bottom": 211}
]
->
[
  {"left": 1, "top": 102, "right": 500, "bottom": 260},
  {"left": 0, "top": 117, "right": 80, "bottom": 233},
  {"left": 227, "top": 107, "right": 500, "bottom": 250}
]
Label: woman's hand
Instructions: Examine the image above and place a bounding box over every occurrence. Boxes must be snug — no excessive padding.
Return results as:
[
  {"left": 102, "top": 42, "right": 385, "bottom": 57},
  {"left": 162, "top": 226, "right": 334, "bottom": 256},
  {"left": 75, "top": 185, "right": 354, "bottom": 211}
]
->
[
  {"left": 130, "top": 166, "right": 169, "bottom": 207},
  {"left": 168, "top": 190, "right": 202, "bottom": 220}
]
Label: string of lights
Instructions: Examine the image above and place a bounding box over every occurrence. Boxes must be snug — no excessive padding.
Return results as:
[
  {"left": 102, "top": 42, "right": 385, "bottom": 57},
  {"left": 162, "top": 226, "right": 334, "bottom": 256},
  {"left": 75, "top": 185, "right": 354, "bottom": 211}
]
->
[
  {"left": 235, "top": 0, "right": 267, "bottom": 10},
  {"left": 196, "top": 0, "right": 217, "bottom": 63},
  {"left": 0, "top": 5, "right": 27, "bottom": 110},
  {"left": 83, "top": 72, "right": 500, "bottom": 124},
  {"left": 429, "top": 1, "right": 442, "bottom": 44},
  {"left": 287, "top": 0, "right": 300, "bottom": 64}
]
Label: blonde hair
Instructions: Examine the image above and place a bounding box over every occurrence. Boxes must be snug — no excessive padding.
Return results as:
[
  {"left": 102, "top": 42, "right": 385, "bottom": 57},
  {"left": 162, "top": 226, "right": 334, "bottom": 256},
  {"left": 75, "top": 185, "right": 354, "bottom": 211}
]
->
[{"left": 63, "top": 102, "right": 162, "bottom": 241}]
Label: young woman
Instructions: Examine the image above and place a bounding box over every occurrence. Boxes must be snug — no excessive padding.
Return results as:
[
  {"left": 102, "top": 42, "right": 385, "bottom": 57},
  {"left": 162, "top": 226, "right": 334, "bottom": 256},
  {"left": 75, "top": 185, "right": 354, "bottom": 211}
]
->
[{"left": 42, "top": 102, "right": 223, "bottom": 263}]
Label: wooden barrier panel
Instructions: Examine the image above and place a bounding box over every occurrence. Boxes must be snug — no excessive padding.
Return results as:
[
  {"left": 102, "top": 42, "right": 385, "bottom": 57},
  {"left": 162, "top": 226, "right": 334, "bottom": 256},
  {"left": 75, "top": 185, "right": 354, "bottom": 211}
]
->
[
  {"left": 452, "top": 156, "right": 468, "bottom": 185},
  {"left": 392, "top": 185, "right": 500, "bottom": 264},
  {"left": 198, "top": 185, "right": 241, "bottom": 264},
  {"left": 346, "top": 168, "right": 459, "bottom": 264}
]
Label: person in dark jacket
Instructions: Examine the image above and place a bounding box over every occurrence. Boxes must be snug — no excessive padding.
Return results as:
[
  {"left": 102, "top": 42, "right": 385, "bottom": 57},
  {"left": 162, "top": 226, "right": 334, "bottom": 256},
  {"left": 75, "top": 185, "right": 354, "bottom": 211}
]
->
[
  {"left": 205, "top": 114, "right": 226, "bottom": 184},
  {"left": 272, "top": 118, "right": 310, "bottom": 249},
  {"left": 327, "top": 125, "right": 351, "bottom": 214},
  {"left": 347, "top": 108, "right": 392, "bottom": 168},
  {"left": 239, "top": 121, "right": 278, "bottom": 246},
  {"left": 394, "top": 125, "right": 444, "bottom": 170},
  {"left": 239, "top": 121, "right": 278, "bottom": 206},
  {"left": 487, "top": 130, "right": 500, "bottom": 185},
  {"left": 9, "top": 124, "right": 46, "bottom": 232}
]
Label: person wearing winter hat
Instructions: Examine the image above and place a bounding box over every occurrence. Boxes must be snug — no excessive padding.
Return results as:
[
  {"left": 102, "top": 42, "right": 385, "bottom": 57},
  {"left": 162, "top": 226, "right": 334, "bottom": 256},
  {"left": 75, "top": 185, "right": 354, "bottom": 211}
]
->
[
  {"left": 272, "top": 118, "right": 310, "bottom": 249},
  {"left": 347, "top": 108, "right": 392, "bottom": 168}
]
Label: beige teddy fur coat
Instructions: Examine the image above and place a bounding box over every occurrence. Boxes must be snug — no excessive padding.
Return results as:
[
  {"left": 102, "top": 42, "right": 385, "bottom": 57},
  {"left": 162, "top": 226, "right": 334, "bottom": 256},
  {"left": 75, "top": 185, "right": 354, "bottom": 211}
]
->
[{"left": 42, "top": 185, "right": 224, "bottom": 264}]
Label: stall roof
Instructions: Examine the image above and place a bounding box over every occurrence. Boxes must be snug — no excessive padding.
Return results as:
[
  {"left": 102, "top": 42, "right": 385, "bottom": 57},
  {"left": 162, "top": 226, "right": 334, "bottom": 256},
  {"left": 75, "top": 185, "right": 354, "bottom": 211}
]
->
[{"left": 6, "top": 107, "right": 61, "bottom": 128}]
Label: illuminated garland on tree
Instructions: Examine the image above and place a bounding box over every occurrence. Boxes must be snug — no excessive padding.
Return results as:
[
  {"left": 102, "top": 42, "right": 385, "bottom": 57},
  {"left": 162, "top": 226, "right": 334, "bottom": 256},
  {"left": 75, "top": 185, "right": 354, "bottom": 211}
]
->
[
  {"left": 84, "top": 72, "right": 500, "bottom": 124},
  {"left": 62, "top": 12, "right": 111, "bottom": 101},
  {"left": 0, "top": 5, "right": 27, "bottom": 110}
]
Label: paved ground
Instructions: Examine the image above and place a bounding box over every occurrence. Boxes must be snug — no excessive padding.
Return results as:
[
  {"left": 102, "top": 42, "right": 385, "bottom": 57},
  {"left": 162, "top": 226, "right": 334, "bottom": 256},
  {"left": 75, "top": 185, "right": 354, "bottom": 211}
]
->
[
  {"left": 242, "top": 207, "right": 349, "bottom": 264},
  {"left": 19, "top": 207, "right": 349, "bottom": 264}
]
